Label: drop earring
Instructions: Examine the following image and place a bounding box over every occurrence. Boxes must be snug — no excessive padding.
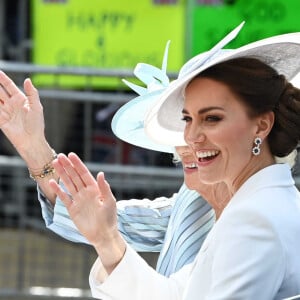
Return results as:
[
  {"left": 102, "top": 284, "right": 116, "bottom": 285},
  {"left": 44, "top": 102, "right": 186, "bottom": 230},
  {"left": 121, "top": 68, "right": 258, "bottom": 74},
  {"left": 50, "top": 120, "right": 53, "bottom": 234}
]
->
[{"left": 252, "top": 137, "right": 262, "bottom": 156}]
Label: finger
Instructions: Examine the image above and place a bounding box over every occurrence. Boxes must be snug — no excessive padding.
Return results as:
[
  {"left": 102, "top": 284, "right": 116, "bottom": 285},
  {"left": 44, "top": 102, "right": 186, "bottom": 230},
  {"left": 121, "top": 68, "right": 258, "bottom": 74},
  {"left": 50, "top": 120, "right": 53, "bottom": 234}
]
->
[
  {"left": 56, "top": 153, "right": 87, "bottom": 191},
  {"left": 48, "top": 178, "right": 73, "bottom": 209},
  {"left": 0, "top": 70, "right": 22, "bottom": 97},
  {"left": 0, "top": 91, "right": 25, "bottom": 125},
  {"left": 0, "top": 85, "right": 9, "bottom": 101},
  {"left": 0, "top": 72, "right": 27, "bottom": 109},
  {"left": 0, "top": 71, "right": 11, "bottom": 100},
  {"left": 67, "top": 152, "right": 97, "bottom": 187},
  {"left": 24, "top": 78, "right": 42, "bottom": 109},
  {"left": 52, "top": 155, "right": 79, "bottom": 195},
  {"left": 5, "top": 90, "right": 26, "bottom": 108},
  {"left": 96, "top": 172, "right": 114, "bottom": 202}
]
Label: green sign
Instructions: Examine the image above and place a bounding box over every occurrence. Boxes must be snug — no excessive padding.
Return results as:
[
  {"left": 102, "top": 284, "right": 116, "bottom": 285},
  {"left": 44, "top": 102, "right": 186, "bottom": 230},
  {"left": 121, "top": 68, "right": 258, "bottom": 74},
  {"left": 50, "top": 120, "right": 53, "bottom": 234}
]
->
[
  {"left": 190, "top": 0, "right": 300, "bottom": 57},
  {"left": 31, "top": 0, "right": 186, "bottom": 88}
]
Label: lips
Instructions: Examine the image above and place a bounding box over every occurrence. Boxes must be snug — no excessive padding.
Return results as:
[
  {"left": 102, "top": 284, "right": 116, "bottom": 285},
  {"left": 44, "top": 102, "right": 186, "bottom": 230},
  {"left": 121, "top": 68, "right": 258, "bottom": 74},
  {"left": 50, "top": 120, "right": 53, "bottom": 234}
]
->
[
  {"left": 184, "top": 162, "right": 198, "bottom": 169},
  {"left": 196, "top": 150, "right": 220, "bottom": 162}
]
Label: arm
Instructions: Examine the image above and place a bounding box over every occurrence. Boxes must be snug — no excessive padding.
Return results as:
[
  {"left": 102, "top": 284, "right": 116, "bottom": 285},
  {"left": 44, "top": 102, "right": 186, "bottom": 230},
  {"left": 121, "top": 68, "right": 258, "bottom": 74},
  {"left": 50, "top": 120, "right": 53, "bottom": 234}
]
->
[
  {"left": 49, "top": 152, "right": 188, "bottom": 299},
  {"left": 38, "top": 181, "right": 175, "bottom": 249},
  {"left": 0, "top": 71, "right": 58, "bottom": 204},
  {"left": 0, "top": 71, "right": 174, "bottom": 250},
  {"left": 49, "top": 152, "right": 126, "bottom": 274},
  {"left": 90, "top": 245, "right": 189, "bottom": 300}
]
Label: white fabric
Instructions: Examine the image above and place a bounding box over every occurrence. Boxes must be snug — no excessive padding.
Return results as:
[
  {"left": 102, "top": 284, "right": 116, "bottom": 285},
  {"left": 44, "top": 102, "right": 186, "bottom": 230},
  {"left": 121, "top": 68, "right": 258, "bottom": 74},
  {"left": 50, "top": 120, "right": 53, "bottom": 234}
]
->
[{"left": 89, "top": 163, "right": 300, "bottom": 300}]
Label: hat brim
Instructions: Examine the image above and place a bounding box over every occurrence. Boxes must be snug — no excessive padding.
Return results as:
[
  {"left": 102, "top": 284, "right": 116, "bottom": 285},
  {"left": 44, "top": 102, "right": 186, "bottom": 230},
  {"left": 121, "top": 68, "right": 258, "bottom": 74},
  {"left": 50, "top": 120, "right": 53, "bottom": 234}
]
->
[
  {"left": 145, "top": 32, "right": 300, "bottom": 147},
  {"left": 111, "top": 89, "right": 175, "bottom": 153}
]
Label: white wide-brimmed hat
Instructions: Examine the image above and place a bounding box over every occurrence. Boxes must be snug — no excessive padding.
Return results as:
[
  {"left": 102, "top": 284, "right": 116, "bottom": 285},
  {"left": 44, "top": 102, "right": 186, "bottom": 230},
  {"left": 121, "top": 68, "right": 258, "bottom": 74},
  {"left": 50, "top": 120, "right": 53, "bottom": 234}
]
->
[
  {"left": 111, "top": 41, "right": 175, "bottom": 153},
  {"left": 144, "top": 22, "right": 300, "bottom": 147}
]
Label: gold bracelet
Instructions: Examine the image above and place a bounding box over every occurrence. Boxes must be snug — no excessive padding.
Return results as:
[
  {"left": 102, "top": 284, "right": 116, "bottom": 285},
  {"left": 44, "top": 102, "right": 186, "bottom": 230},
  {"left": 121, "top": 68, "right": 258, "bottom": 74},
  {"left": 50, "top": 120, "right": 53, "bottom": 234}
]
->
[{"left": 28, "top": 149, "right": 58, "bottom": 181}]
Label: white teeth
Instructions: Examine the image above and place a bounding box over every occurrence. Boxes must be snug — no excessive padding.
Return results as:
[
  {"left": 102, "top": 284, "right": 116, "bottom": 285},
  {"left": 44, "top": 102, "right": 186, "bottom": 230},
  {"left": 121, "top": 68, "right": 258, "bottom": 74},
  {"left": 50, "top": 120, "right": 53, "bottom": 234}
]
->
[
  {"left": 196, "top": 150, "right": 219, "bottom": 159},
  {"left": 185, "top": 163, "right": 197, "bottom": 169}
]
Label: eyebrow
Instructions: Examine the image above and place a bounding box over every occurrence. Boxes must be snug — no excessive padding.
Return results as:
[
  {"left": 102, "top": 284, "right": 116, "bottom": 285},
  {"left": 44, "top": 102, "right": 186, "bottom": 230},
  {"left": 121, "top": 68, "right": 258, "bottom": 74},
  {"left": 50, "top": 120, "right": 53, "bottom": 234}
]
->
[{"left": 182, "top": 106, "right": 225, "bottom": 115}]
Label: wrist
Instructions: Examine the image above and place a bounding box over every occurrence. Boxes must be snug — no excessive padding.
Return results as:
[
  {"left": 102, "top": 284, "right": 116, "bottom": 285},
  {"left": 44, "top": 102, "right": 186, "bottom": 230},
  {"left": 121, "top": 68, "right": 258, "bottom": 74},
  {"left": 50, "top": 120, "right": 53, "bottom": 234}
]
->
[
  {"left": 19, "top": 139, "right": 55, "bottom": 170},
  {"left": 28, "top": 148, "right": 57, "bottom": 181},
  {"left": 94, "top": 233, "right": 126, "bottom": 274}
]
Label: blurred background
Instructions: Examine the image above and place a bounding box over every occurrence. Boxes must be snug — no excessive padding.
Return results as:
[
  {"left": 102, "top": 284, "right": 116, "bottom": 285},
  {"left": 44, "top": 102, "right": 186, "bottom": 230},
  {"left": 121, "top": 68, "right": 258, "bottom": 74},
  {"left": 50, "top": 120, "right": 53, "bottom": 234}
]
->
[{"left": 0, "top": 0, "right": 299, "bottom": 299}]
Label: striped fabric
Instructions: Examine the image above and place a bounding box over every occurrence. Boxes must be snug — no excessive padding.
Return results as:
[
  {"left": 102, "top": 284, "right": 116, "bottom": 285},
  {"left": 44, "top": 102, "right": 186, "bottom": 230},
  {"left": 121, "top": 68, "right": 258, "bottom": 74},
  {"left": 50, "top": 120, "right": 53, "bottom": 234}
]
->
[
  {"left": 37, "top": 183, "right": 215, "bottom": 276},
  {"left": 38, "top": 186, "right": 175, "bottom": 248},
  {"left": 117, "top": 196, "right": 175, "bottom": 252},
  {"left": 156, "top": 185, "right": 215, "bottom": 276}
]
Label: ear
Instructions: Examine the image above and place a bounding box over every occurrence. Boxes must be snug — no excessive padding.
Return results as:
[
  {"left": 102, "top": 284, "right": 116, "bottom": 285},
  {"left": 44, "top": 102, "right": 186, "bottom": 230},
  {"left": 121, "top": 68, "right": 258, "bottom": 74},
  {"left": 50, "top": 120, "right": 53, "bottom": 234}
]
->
[{"left": 255, "top": 111, "right": 275, "bottom": 139}]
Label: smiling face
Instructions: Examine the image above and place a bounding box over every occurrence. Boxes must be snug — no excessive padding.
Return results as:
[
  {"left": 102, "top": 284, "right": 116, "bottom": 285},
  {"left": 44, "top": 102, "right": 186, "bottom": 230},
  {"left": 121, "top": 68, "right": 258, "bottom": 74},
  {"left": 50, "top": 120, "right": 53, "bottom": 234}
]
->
[
  {"left": 182, "top": 77, "right": 274, "bottom": 192},
  {"left": 175, "top": 145, "right": 199, "bottom": 191},
  {"left": 175, "top": 145, "right": 232, "bottom": 213}
]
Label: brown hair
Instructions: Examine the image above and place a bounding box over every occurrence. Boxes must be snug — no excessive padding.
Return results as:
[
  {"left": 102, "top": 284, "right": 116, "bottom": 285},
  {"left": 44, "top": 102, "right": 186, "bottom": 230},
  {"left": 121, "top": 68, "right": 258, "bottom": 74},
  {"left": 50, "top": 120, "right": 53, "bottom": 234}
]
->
[{"left": 196, "top": 57, "right": 300, "bottom": 157}]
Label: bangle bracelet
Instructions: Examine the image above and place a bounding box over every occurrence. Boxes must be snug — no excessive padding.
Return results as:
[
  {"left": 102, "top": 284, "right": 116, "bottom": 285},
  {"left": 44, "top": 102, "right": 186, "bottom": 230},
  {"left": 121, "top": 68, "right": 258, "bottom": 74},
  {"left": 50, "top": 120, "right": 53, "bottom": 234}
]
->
[{"left": 28, "top": 149, "right": 58, "bottom": 181}]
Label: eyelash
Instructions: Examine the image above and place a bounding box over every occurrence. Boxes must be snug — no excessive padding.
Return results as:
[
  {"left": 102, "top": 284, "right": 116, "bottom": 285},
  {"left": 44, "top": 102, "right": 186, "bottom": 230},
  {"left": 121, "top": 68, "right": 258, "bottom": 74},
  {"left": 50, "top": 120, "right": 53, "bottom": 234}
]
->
[
  {"left": 206, "top": 115, "right": 222, "bottom": 122},
  {"left": 181, "top": 116, "right": 191, "bottom": 122},
  {"left": 181, "top": 115, "right": 222, "bottom": 123}
]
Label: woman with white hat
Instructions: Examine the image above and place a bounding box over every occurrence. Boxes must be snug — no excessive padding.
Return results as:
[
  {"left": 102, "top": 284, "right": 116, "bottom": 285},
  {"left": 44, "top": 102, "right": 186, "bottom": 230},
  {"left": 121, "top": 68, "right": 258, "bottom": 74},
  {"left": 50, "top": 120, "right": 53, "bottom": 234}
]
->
[{"left": 46, "top": 23, "right": 300, "bottom": 299}]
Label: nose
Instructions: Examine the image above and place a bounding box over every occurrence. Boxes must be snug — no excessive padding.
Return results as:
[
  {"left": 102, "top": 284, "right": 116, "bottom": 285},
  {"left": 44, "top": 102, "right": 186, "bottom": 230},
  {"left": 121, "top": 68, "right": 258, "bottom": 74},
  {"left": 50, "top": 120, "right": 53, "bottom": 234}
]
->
[
  {"left": 184, "top": 124, "right": 206, "bottom": 146},
  {"left": 175, "top": 145, "right": 191, "bottom": 156}
]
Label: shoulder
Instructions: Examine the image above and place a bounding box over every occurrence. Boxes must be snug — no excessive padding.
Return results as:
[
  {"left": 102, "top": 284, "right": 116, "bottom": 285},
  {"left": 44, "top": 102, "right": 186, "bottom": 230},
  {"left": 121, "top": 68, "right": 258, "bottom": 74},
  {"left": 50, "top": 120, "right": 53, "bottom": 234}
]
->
[{"left": 215, "top": 182, "right": 300, "bottom": 262}]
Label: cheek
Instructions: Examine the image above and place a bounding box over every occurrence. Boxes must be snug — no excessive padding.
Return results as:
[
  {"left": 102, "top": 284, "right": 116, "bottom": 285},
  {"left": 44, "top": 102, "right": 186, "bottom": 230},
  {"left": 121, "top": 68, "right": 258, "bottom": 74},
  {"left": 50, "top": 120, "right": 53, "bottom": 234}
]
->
[{"left": 220, "top": 123, "right": 254, "bottom": 157}]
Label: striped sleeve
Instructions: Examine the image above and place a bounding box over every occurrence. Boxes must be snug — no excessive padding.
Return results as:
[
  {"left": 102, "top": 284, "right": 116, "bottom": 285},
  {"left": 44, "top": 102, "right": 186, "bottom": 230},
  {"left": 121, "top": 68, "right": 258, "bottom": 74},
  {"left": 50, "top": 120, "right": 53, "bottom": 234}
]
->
[
  {"left": 37, "top": 183, "right": 176, "bottom": 251},
  {"left": 117, "top": 196, "right": 175, "bottom": 252}
]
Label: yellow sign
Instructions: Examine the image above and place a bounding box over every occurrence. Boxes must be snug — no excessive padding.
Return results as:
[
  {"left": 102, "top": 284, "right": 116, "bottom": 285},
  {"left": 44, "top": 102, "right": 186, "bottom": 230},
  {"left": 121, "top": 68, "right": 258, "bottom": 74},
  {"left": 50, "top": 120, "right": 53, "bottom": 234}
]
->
[{"left": 31, "top": 0, "right": 186, "bottom": 88}]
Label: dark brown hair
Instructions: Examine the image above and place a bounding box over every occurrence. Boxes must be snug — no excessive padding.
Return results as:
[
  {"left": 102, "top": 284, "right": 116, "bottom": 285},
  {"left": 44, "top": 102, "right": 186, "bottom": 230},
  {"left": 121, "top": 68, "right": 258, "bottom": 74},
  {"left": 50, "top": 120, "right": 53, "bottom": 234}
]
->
[{"left": 196, "top": 57, "right": 300, "bottom": 157}]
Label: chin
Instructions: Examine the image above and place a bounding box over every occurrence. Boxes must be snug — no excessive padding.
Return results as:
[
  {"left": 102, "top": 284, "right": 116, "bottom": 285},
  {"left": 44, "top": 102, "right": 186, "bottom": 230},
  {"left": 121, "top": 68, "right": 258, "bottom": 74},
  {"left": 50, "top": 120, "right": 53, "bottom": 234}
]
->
[{"left": 198, "top": 175, "right": 221, "bottom": 186}]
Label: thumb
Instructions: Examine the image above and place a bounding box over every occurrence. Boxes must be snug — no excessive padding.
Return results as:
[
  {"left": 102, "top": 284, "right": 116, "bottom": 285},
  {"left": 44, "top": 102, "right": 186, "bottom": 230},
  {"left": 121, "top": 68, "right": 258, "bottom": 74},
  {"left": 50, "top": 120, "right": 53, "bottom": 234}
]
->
[
  {"left": 23, "top": 78, "right": 42, "bottom": 109},
  {"left": 96, "top": 172, "right": 115, "bottom": 202}
]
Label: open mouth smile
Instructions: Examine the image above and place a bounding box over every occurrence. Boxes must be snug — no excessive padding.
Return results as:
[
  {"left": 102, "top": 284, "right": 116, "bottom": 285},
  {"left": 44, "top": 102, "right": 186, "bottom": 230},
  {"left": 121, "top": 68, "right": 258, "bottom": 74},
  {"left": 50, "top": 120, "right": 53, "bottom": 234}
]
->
[
  {"left": 184, "top": 162, "right": 198, "bottom": 170},
  {"left": 196, "top": 150, "right": 220, "bottom": 162}
]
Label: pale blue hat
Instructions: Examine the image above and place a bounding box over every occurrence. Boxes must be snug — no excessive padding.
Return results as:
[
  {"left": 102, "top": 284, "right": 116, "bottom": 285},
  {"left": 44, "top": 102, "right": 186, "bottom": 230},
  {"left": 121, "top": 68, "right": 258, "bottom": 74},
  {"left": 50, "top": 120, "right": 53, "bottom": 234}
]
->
[{"left": 111, "top": 41, "right": 175, "bottom": 153}]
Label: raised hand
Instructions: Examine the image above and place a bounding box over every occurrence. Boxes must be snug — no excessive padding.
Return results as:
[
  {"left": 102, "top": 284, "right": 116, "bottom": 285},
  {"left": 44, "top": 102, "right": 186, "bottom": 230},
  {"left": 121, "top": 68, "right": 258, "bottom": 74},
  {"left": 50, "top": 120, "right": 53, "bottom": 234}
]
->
[
  {"left": 49, "top": 152, "right": 126, "bottom": 271},
  {"left": 0, "top": 71, "right": 45, "bottom": 151},
  {"left": 0, "top": 71, "right": 60, "bottom": 203}
]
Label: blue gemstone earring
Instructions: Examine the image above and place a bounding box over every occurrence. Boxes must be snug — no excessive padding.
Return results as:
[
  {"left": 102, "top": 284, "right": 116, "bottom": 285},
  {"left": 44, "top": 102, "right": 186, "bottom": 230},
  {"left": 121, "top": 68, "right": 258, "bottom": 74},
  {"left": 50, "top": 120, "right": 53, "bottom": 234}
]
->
[{"left": 252, "top": 137, "right": 262, "bottom": 156}]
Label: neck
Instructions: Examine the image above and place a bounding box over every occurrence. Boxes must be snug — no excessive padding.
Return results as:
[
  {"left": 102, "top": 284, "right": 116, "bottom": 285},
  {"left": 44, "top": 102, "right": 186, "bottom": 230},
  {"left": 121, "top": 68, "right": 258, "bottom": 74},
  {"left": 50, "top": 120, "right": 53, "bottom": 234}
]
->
[
  {"left": 197, "top": 181, "right": 232, "bottom": 220},
  {"left": 231, "top": 153, "right": 275, "bottom": 195},
  {"left": 203, "top": 153, "right": 275, "bottom": 219}
]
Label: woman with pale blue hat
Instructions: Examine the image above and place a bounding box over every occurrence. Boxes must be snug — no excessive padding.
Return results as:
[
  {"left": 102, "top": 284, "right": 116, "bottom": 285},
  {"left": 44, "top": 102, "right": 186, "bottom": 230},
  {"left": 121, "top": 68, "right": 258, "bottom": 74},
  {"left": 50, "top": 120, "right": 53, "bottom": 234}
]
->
[
  {"left": 43, "top": 22, "right": 300, "bottom": 299},
  {"left": 0, "top": 40, "right": 220, "bottom": 277},
  {"left": 110, "top": 43, "right": 219, "bottom": 276}
]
